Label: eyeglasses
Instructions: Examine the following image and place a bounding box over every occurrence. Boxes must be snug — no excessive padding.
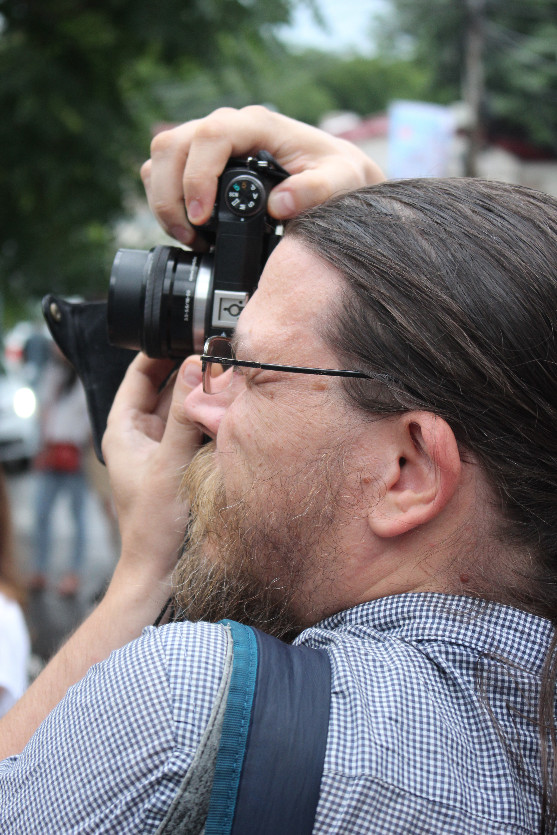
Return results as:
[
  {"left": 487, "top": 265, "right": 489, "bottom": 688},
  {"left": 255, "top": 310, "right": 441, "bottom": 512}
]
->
[{"left": 201, "top": 335, "right": 383, "bottom": 395}]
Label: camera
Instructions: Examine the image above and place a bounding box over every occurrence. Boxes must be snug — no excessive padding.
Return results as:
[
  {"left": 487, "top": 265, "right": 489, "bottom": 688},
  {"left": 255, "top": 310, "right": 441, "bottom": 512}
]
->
[
  {"left": 42, "top": 152, "right": 288, "bottom": 461},
  {"left": 107, "top": 152, "right": 288, "bottom": 358}
]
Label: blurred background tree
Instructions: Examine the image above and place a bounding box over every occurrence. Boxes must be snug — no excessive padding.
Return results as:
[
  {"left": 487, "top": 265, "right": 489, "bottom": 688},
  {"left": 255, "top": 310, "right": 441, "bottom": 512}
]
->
[
  {"left": 0, "top": 0, "right": 301, "bottom": 315},
  {"left": 377, "top": 0, "right": 557, "bottom": 154}
]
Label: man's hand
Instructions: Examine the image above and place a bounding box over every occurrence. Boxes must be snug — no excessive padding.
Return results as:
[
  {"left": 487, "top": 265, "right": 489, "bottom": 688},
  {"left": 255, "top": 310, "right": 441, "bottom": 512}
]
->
[
  {"left": 102, "top": 353, "right": 203, "bottom": 609},
  {"left": 140, "top": 105, "right": 385, "bottom": 246}
]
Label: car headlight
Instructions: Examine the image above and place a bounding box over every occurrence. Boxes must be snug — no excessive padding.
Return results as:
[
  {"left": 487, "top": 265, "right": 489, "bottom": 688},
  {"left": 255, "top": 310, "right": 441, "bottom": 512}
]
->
[{"left": 13, "top": 386, "right": 37, "bottom": 419}]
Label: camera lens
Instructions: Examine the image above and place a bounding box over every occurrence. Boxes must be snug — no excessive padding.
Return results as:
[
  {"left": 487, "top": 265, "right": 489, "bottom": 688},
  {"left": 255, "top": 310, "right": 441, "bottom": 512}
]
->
[{"left": 108, "top": 245, "right": 214, "bottom": 358}]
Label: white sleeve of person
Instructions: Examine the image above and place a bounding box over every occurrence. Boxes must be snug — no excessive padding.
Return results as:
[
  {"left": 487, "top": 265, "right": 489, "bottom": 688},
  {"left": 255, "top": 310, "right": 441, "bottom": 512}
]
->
[{"left": 0, "top": 592, "right": 30, "bottom": 718}]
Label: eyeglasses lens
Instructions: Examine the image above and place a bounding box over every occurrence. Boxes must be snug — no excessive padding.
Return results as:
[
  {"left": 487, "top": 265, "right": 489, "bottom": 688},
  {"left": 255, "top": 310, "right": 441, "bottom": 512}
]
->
[{"left": 204, "top": 337, "right": 234, "bottom": 394}]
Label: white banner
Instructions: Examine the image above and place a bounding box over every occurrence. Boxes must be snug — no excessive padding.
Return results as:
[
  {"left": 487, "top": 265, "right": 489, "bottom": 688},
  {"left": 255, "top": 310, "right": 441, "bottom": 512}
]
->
[{"left": 388, "top": 101, "right": 455, "bottom": 178}]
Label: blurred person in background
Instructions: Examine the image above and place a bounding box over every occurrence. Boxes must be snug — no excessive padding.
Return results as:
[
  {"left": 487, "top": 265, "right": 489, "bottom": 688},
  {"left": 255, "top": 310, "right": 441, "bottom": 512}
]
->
[
  {"left": 0, "top": 466, "right": 30, "bottom": 717},
  {"left": 22, "top": 323, "right": 51, "bottom": 392},
  {"left": 28, "top": 346, "right": 91, "bottom": 596}
]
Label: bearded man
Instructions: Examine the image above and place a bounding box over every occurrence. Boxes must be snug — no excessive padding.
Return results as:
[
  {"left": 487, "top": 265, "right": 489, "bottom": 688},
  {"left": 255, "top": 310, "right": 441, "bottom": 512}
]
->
[{"left": 2, "top": 107, "right": 557, "bottom": 835}]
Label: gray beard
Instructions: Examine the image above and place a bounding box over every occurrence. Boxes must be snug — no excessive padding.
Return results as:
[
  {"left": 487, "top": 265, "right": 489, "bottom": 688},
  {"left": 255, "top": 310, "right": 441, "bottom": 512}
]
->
[{"left": 171, "top": 441, "right": 342, "bottom": 641}]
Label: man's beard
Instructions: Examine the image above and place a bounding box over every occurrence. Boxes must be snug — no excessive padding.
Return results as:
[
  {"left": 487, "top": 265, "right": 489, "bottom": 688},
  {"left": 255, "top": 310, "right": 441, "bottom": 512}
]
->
[{"left": 172, "top": 441, "right": 343, "bottom": 642}]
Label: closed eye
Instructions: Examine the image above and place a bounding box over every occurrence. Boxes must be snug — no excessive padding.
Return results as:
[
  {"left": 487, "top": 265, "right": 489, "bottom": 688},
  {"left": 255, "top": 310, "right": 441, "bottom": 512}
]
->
[{"left": 234, "top": 365, "right": 274, "bottom": 388}]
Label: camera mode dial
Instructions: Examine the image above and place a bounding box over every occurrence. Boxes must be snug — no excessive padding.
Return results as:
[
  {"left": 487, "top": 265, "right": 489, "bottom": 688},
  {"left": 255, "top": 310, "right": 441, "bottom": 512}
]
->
[{"left": 225, "top": 174, "right": 265, "bottom": 217}]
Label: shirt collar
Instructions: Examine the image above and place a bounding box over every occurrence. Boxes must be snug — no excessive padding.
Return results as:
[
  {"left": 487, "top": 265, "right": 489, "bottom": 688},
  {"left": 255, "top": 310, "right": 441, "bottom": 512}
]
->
[{"left": 311, "top": 592, "right": 554, "bottom": 674}]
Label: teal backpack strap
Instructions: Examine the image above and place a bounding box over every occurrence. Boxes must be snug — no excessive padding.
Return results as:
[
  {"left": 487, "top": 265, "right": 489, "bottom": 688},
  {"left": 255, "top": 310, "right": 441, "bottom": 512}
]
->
[
  {"left": 204, "top": 621, "right": 258, "bottom": 833},
  {"left": 205, "top": 620, "right": 331, "bottom": 835}
]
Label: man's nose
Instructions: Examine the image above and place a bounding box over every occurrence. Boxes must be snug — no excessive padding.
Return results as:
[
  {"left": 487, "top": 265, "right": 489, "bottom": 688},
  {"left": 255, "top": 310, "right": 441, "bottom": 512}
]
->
[{"left": 183, "top": 376, "right": 237, "bottom": 439}]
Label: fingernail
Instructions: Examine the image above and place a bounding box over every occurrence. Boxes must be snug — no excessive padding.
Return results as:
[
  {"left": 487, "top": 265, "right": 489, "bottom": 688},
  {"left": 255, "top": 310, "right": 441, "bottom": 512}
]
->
[
  {"left": 170, "top": 225, "right": 192, "bottom": 245},
  {"left": 182, "top": 363, "right": 201, "bottom": 388},
  {"left": 187, "top": 199, "right": 204, "bottom": 224},
  {"left": 268, "top": 189, "right": 296, "bottom": 218}
]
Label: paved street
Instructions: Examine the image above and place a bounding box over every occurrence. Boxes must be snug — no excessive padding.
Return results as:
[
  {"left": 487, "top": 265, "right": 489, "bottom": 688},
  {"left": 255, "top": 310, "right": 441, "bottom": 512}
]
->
[{"left": 6, "top": 468, "right": 118, "bottom": 662}]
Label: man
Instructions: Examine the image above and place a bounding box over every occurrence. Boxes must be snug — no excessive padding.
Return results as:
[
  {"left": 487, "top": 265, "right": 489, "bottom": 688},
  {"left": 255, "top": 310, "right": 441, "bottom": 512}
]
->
[{"left": 1, "top": 107, "right": 557, "bottom": 833}]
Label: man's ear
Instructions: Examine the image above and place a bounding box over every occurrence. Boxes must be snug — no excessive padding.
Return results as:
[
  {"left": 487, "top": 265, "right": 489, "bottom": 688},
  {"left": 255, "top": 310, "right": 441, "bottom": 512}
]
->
[{"left": 368, "top": 412, "right": 461, "bottom": 538}]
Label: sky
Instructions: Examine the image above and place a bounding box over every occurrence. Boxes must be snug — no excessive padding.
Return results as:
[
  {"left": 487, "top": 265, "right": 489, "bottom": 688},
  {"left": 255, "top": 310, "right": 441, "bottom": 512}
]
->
[{"left": 278, "top": 0, "right": 387, "bottom": 55}]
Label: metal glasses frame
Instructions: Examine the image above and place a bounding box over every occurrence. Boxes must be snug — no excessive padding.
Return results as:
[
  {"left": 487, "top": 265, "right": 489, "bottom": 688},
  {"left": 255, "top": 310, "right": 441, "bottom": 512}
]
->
[{"left": 200, "top": 335, "right": 385, "bottom": 395}]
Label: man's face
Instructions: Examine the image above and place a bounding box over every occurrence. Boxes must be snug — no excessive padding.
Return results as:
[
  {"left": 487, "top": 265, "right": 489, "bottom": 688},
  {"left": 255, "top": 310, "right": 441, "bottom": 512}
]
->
[{"left": 174, "top": 237, "right": 381, "bottom": 636}]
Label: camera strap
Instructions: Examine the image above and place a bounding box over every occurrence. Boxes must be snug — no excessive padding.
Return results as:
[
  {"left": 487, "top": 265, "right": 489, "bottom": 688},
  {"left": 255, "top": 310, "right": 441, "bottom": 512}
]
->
[
  {"left": 229, "top": 151, "right": 290, "bottom": 186},
  {"left": 205, "top": 620, "right": 331, "bottom": 835}
]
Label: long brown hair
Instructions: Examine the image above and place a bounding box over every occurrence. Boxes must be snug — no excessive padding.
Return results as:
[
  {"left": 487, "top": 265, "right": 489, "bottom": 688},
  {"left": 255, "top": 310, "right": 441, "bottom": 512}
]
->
[{"left": 287, "top": 178, "right": 557, "bottom": 832}]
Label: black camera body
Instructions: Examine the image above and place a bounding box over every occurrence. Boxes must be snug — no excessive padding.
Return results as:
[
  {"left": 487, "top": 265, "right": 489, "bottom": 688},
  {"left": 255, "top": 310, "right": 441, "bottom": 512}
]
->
[
  {"left": 108, "top": 152, "right": 288, "bottom": 359},
  {"left": 42, "top": 152, "right": 288, "bottom": 460}
]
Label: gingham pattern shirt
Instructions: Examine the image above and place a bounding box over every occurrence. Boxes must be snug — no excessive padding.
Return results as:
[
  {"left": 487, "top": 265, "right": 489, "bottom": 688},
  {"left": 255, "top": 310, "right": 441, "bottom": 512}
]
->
[{"left": 0, "top": 593, "right": 551, "bottom": 833}]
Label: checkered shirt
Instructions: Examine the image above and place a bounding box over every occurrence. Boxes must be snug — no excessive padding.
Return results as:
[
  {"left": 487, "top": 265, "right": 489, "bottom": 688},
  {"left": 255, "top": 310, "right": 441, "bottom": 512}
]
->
[{"left": 0, "top": 593, "right": 552, "bottom": 833}]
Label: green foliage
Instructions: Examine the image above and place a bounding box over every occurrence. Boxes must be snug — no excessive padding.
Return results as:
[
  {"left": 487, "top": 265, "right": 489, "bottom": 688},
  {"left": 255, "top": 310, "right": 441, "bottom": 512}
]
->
[
  {"left": 486, "top": 15, "right": 557, "bottom": 150},
  {"left": 266, "top": 51, "right": 431, "bottom": 125},
  {"left": 312, "top": 52, "right": 431, "bottom": 116},
  {"left": 148, "top": 46, "right": 431, "bottom": 131},
  {"left": 377, "top": 0, "right": 557, "bottom": 152},
  {"left": 0, "top": 0, "right": 298, "bottom": 311}
]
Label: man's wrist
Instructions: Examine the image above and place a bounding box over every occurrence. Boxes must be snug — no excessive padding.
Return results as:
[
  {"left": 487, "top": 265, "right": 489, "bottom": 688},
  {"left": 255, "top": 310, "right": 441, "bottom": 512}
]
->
[{"left": 103, "top": 557, "right": 173, "bottom": 620}]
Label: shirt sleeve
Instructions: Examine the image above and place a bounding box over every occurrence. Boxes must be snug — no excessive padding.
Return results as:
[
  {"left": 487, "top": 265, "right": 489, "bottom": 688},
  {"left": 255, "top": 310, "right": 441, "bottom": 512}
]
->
[{"left": 0, "top": 620, "right": 229, "bottom": 834}]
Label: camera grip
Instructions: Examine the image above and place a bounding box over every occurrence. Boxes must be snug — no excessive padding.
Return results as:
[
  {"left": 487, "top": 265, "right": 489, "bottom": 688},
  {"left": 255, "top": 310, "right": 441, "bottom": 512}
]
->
[{"left": 42, "top": 294, "right": 137, "bottom": 463}]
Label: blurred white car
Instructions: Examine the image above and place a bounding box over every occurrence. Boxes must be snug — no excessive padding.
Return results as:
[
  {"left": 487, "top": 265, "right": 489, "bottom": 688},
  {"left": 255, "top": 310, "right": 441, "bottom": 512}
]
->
[{"left": 0, "top": 358, "right": 40, "bottom": 468}]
